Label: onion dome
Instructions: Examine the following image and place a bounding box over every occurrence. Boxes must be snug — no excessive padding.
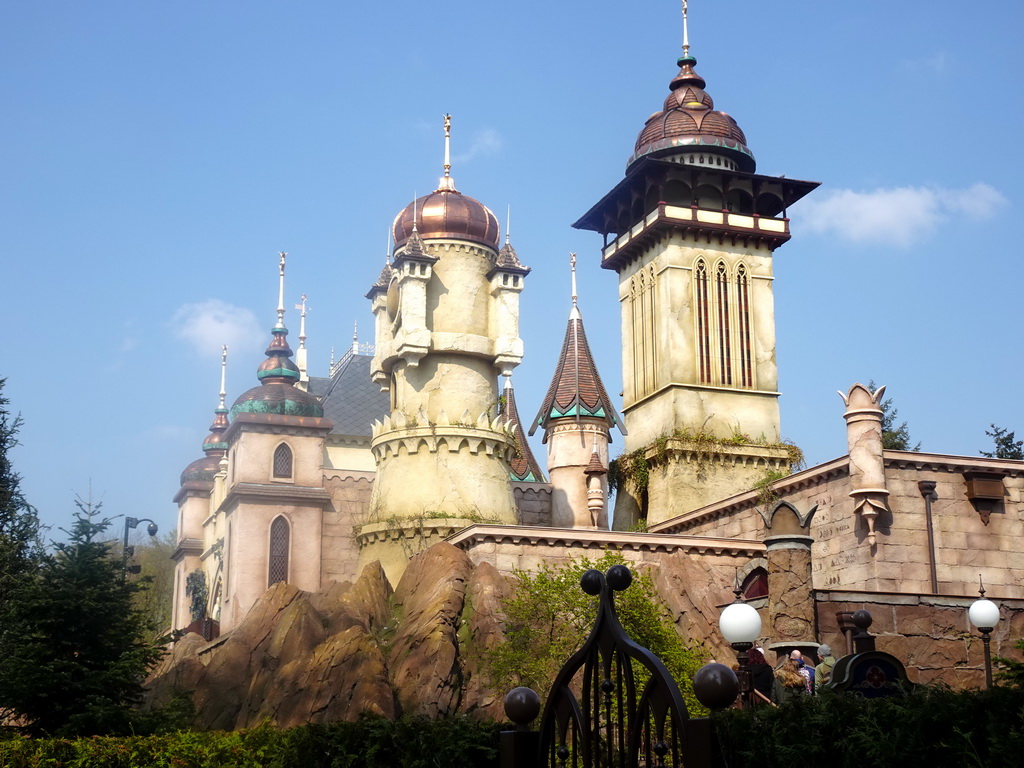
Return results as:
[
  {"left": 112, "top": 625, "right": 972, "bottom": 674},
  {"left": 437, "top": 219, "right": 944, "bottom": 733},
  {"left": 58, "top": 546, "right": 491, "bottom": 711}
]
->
[
  {"left": 231, "top": 330, "right": 324, "bottom": 418},
  {"left": 392, "top": 189, "right": 500, "bottom": 250},
  {"left": 628, "top": 56, "right": 755, "bottom": 173}
]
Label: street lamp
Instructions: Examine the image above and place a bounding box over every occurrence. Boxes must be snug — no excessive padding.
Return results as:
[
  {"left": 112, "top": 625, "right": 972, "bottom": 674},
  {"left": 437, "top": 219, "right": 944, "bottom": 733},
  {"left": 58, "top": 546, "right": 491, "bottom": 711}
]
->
[
  {"left": 719, "top": 587, "right": 762, "bottom": 708},
  {"left": 968, "top": 575, "right": 1000, "bottom": 690},
  {"left": 122, "top": 516, "right": 159, "bottom": 579}
]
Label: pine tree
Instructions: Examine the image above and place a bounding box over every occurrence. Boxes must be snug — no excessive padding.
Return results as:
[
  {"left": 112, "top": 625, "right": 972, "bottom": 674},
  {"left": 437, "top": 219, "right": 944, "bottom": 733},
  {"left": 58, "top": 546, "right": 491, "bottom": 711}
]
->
[
  {"left": 982, "top": 424, "right": 1024, "bottom": 460},
  {"left": 0, "top": 498, "right": 164, "bottom": 736},
  {"left": 869, "top": 380, "right": 921, "bottom": 451},
  {"left": 0, "top": 378, "right": 43, "bottom": 597}
]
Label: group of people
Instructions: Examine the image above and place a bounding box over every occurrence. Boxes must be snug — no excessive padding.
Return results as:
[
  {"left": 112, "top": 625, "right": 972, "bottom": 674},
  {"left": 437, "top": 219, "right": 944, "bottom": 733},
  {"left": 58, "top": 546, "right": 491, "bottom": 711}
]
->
[{"left": 747, "top": 644, "right": 836, "bottom": 706}]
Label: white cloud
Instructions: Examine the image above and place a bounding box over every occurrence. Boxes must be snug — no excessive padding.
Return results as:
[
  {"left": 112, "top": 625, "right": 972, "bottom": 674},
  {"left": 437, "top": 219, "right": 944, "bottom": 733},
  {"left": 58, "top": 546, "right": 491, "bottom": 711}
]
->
[
  {"left": 796, "top": 183, "right": 1007, "bottom": 248},
  {"left": 453, "top": 128, "right": 503, "bottom": 164},
  {"left": 171, "top": 299, "right": 264, "bottom": 359}
]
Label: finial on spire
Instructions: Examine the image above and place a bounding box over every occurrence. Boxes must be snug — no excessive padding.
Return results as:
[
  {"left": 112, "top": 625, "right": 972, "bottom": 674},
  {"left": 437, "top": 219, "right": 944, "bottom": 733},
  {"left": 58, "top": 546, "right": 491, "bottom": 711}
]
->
[
  {"left": 438, "top": 114, "right": 456, "bottom": 191},
  {"left": 412, "top": 193, "right": 419, "bottom": 233},
  {"left": 218, "top": 345, "right": 228, "bottom": 410},
  {"left": 329, "top": 346, "right": 335, "bottom": 371},
  {"left": 505, "top": 205, "right": 511, "bottom": 245},
  {"left": 294, "top": 294, "right": 308, "bottom": 349},
  {"left": 569, "top": 252, "right": 581, "bottom": 320},
  {"left": 352, "top": 320, "right": 359, "bottom": 354},
  {"left": 386, "top": 226, "right": 392, "bottom": 265},
  {"left": 682, "top": 0, "right": 691, "bottom": 58},
  {"left": 275, "top": 251, "right": 287, "bottom": 329}
]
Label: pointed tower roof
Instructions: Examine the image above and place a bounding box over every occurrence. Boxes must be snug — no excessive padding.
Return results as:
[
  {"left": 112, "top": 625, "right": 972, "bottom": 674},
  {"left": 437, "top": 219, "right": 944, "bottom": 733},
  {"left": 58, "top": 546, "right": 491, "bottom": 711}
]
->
[
  {"left": 530, "top": 255, "right": 624, "bottom": 440},
  {"left": 231, "top": 252, "right": 324, "bottom": 419},
  {"left": 181, "top": 346, "right": 231, "bottom": 485},
  {"left": 500, "top": 377, "right": 546, "bottom": 482}
]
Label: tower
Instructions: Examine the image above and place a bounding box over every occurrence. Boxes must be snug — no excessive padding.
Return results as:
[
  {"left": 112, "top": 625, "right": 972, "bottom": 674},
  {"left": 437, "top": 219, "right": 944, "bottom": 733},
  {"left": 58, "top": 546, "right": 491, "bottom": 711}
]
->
[
  {"left": 216, "top": 253, "right": 333, "bottom": 631},
  {"left": 171, "top": 345, "right": 230, "bottom": 632},
  {"left": 363, "top": 116, "right": 528, "bottom": 582},
  {"left": 573, "top": 6, "right": 818, "bottom": 528},
  {"left": 531, "top": 255, "right": 623, "bottom": 529}
]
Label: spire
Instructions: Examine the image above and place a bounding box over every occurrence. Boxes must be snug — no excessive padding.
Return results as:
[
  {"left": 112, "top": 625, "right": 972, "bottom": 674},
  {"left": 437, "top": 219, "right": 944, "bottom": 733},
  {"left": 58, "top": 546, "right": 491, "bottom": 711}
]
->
[
  {"left": 352, "top": 320, "right": 359, "bottom": 354},
  {"left": 201, "top": 345, "right": 230, "bottom": 455},
  {"left": 494, "top": 209, "right": 530, "bottom": 273},
  {"left": 437, "top": 113, "right": 457, "bottom": 192},
  {"left": 368, "top": 226, "right": 395, "bottom": 296},
  {"left": 681, "top": 0, "right": 691, "bottom": 59},
  {"left": 256, "top": 252, "right": 299, "bottom": 385},
  {"left": 294, "top": 294, "right": 308, "bottom": 350},
  {"left": 501, "top": 377, "right": 546, "bottom": 482},
  {"left": 530, "top": 256, "right": 624, "bottom": 439},
  {"left": 275, "top": 251, "right": 287, "bottom": 330},
  {"left": 505, "top": 205, "right": 511, "bottom": 246}
]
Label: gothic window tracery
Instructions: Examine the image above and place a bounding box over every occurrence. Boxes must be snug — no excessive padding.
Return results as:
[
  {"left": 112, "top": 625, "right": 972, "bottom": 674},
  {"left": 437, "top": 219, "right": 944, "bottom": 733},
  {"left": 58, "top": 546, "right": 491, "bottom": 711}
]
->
[
  {"left": 629, "top": 266, "right": 658, "bottom": 398},
  {"left": 694, "top": 259, "right": 711, "bottom": 385},
  {"left": 693, "top": 258, "right": 754, "bottom": 389}
]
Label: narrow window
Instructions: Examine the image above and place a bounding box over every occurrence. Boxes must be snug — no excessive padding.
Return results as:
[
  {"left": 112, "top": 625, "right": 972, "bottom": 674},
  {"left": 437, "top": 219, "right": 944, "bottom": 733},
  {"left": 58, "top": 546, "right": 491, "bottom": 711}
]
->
[
  {"left": 630, "top": 277, "right": 641, "bottom": 397},
  {"left": 715, "top": 262, "right": 732, "bottom": 385},
  {"left": 694, "top": 260, "right": 711, "bottom": 384},
  {"left": 268, "top": 516, "right": 290, "bottom": 587},
  {"left": 637, "top": 270, "right": 647, "bottom": 395},
  {"left": 273, "top": 443, "right": 293, "bottom": 478},
  {"left": 736, "top": 264, "right": 753, "bottom": 388},
  {"left": 645, "top": 265, "right": 657, "bottom": 393}
]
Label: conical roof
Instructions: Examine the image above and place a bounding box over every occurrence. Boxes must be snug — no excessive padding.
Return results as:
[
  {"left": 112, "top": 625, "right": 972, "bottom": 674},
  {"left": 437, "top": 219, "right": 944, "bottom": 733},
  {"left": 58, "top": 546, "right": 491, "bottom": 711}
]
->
[
  {"left": 500, "top": 379, "right": 545, "bottom": 482},
  {"left": 530, "top": 304, "right": 623, "bottom": 440}
]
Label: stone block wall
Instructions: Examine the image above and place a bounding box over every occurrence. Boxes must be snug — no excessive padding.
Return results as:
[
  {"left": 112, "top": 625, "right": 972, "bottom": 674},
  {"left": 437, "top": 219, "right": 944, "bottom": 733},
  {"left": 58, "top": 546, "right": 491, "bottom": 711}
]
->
[
  {"left": 513, "top": 482, "right": 552, "bottom": 526},
  {"left": 322, "top": 471, "right": 374, "bottom": 585},
  {"left": 815, "top": 591, "right": 1024, "bottom": 688}
]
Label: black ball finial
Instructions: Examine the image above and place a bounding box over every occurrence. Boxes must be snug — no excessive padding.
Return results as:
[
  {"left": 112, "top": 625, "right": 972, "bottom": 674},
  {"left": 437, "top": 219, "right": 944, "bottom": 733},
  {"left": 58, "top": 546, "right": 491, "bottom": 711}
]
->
[
  {"left": 852, "top": 609, "right": 873, "bottom": 631},
  {"left": 504, "top": 687, "right": 540, "bottom": 726},
  {"left": 693, "top": 663, "right": 740, "bottom": 710},
  {"left": 580, "top": 569, "right": 604, "bottom": 595},
  {"left": 606, "top": 564, "right": 633, "bottom": 591}
]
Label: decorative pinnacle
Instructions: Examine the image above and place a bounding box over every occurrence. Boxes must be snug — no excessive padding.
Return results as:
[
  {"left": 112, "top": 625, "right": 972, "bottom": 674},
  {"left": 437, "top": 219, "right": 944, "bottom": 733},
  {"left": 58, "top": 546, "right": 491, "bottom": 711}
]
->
[
  {"left": 506, "top": 205, "right": 511, "bottom": 245},
  {"left": 352, "top": 320, "right": 358, "bottom": 354},
  {"left": 218, "top": 345, "right": 228, "bottom": 410},
  {"left": 275, "top": 251, "right": 287, "bottom": 329},
  {"left": 412, "top": 193, "right": 419, "bottom": 233},
  {"left": 569, "top": 253, "right": 580, "bottom": 319},
  {"left": 294, "top": 294, "right": 308, "bottom": 349},
  {"left": 385, "top": 226, "right": 392, "bottom": 265},
  {"left": 682, "top": 0, "right": 691, "bottom": 58},
  {"left": 438, "top": 113, "right": 456, "bottom": 191}
]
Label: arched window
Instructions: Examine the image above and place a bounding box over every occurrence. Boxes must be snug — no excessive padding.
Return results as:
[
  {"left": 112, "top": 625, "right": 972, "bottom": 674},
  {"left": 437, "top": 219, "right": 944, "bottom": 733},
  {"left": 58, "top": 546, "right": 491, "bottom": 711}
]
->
[
  {"left": 715, "top": 262, "right": 732, "bottom": 386},
  {"left": 268, "top": 516, "right": 290, "bottom": 587},
  {"left": 741, "top": 567, "right": 768, "bottom": 600},
  {"left": 736, "top": 263, "right": 753, "bottom": 388},
  {"left": 694, "top": 259, "right": 711, "bottom": 384},
  {"left": 272, "top": 443, "right": 293, "bottom": 479}
]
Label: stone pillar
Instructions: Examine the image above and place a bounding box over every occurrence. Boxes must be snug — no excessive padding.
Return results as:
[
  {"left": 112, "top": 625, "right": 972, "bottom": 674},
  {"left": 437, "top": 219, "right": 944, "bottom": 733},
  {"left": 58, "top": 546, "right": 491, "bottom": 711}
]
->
[
  {"left": 761, "top": 500, "right": 820, "bottom": 661},
  {"left": 839, "top": 383, "right": 890, "bottom": 547}
]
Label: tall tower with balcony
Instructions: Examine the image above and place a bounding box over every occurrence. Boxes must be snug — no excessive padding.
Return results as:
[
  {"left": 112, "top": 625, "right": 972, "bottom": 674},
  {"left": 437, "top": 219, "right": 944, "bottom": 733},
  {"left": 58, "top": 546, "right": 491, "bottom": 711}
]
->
[{"left": 574, "top": 14, "right": 817, "bottom": 528}]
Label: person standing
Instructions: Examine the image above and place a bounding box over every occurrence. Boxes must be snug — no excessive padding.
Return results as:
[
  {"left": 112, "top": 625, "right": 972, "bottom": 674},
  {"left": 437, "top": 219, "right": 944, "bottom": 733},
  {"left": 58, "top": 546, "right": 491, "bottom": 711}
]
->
[{"left": 815, "top": 644, "right": 837, "bottom": 692}]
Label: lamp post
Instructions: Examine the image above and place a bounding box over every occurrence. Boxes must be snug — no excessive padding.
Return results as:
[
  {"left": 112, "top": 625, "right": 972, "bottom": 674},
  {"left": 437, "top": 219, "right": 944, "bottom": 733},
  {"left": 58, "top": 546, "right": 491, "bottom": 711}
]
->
[
  {"left": 968, "top": 575, "right": 1000, "bottom": 690},
  {"left": 719, "top": 588, "right": 762, "bottom": 708},
  {"left": 122, "top": 516, "right": 158, "bottom": 580}
]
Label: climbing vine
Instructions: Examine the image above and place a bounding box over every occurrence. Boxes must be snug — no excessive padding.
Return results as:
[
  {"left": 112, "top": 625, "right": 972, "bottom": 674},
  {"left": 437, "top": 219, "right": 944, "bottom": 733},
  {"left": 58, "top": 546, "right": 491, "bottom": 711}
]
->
[{"left": 184, "top": 569, "right": 208, "bottom": 623}]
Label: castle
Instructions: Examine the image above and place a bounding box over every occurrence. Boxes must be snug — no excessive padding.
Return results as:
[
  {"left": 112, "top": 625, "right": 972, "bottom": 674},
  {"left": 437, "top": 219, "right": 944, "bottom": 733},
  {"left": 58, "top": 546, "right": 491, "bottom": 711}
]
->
[{"left": 170, "top": 7, "right": 1023, "bottom": 681}]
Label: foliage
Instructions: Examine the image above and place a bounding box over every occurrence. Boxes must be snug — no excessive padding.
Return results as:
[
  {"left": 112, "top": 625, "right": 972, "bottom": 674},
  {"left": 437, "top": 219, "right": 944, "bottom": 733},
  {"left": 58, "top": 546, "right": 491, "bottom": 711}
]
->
[
  {"left": 0, "top": 497, "right": 165, "bottom": 737},
  {"left": 132, "top": 527, "right": 178, "bottom": 635},
  {"left": 712, "top": 684, "right": 1024, "bottom": 768},
  {"left": 185, "top": 567, "right": 209, "bottom": 623},
  {"left": 994, "top": 637, "right": 1024, "bottom": 687},
  {"left": 869, "top": 380, "right": 921, "bottom": 451},
  {"left": 0, "top": 715, "right": 502, "bottom": 768},
  {"left": 0, "top": 378, "right": 44, "bottom": 611},
  {"left": 982, "top": 424, "right": 1024, "bottom": 460},
  {"left": 486, "top": 551, "right": 707, "bottom": 716}
]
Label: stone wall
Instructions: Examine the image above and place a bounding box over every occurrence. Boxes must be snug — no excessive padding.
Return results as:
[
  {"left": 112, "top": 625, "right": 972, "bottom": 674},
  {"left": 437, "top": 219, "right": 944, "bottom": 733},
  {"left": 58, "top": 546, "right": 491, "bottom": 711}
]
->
[
  {"left": 513, "top": 482, "right": 552, "bottom": 526},
  {"left": 815, "top": 591, "right": 1024, "bottom": 688},
  {"left": 321, "top": 471, "right": 373, "bottom": 585}
]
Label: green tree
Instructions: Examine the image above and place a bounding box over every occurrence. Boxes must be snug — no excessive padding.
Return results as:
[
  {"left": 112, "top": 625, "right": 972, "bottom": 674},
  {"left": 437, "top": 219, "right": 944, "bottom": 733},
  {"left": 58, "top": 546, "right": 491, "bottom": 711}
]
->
[
  {"left": 982, "top": 424, "right": 1024, "bottom": 460},
  {"left": 486, "top": 551, "right": 707, "bottom": 715},
  {"left": 131, "top": 528, "right": 177, "bottom": 636},
  {"left": 869, "top": 380, "right": 920, "bottom": 451},
  {"left": 0, "top": 497, "right": 164, "bottom": 736},
  {"left": 0, "top": 378, "right": 43, "bottom": 599}
]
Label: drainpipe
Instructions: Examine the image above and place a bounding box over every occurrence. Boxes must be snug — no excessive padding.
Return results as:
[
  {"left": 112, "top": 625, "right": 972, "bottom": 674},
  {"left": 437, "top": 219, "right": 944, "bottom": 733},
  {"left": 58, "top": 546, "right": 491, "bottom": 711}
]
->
[{"left": 918, "top": 481, "right": 939, "bottom": 593}]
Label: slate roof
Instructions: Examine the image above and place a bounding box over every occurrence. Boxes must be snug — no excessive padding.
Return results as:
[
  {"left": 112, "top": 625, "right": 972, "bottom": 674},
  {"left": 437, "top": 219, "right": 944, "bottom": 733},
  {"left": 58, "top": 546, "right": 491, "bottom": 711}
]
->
[
  {"left": 530, "top": 307, "right": 624, "bottom": 440},
  {"left": 307, "top": 352, "right": 390, "bottom": 438},
  {"left": 501, "top": 380, "right": 546, "bottom": 482}
]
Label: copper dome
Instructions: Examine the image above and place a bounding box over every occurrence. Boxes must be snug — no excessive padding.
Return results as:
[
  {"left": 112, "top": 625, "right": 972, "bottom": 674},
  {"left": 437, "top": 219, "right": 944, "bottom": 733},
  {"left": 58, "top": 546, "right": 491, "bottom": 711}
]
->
[
  {"left": 392, "top": 188, "right": 500, "bottom": 250},
  {"left": 628, "top": 56, "right": 755, "bottom": 173}
]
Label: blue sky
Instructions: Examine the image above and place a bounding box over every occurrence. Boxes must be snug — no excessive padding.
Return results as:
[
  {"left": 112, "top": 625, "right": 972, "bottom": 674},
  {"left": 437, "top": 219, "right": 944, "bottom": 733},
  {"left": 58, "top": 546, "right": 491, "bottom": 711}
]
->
[{"left": 3, "top": 1, "right": 1022, "bottom": 537}]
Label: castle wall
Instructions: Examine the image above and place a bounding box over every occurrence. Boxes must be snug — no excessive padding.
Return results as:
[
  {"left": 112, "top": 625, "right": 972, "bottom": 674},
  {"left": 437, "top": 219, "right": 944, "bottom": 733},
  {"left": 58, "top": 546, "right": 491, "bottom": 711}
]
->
[
  {"left": 322, "top": 471, "right": 374, "bottom": 584},
  {"left": 512, "top": 482, "right": 552, "bottom": 526}
]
